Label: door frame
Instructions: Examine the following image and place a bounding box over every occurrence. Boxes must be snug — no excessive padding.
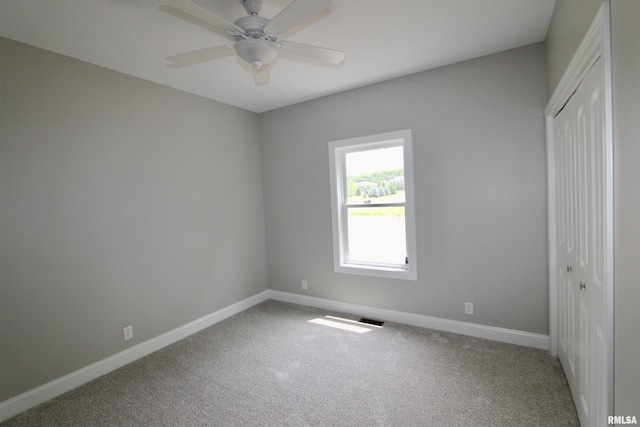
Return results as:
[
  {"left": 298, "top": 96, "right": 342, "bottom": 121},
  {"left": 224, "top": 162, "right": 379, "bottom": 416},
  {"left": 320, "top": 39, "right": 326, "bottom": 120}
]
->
[{"left": 545, "top": 2, "right": 614, "bottom": 414}]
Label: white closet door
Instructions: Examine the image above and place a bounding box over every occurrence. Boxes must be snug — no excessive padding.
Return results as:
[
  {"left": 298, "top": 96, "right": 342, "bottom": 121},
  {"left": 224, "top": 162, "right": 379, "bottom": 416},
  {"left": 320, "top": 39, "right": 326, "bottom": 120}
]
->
[
  {"left": 555, "top": 57, "right": 608, "bottom": 427},
  {"left": 576, "top": 57, "right": 608, "bottom": 427},
  {"left": 554, "top": 95, "right": 578, "bottom": 394}
]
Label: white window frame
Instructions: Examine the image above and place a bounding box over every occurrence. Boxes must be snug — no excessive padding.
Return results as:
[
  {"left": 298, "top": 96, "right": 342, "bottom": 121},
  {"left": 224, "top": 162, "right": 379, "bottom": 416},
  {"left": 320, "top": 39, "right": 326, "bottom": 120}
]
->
[{"left": 328, "top": 129, "right": 418, "bottom": 280}]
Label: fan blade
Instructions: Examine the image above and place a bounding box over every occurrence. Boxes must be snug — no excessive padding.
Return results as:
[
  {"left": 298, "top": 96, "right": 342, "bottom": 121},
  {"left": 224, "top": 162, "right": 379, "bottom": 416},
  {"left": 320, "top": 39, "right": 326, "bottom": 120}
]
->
[
  {"left": 162, "top": 0, "right": 243, "bottom": 35},
  {"left": 278, "top": 41, "right": 345, "bottom": 65},
  {"left": 166, "top": 45, "right": 235, "bottom": 68},
  {"left": 253, "top": 66, "right": 271, "bottom": 86},
  {"left": 266, "top": 0, "right": 330, "bottom": 36}
]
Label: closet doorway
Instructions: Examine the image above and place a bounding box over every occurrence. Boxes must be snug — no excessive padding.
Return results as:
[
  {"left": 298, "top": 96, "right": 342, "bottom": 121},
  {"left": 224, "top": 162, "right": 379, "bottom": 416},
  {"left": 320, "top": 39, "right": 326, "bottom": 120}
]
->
[{"left": 545, "top": 5, "right": 613, "bottom": 427}]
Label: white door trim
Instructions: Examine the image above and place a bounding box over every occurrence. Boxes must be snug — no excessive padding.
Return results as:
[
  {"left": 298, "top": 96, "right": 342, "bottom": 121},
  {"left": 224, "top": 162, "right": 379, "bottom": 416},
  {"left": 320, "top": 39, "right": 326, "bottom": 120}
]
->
[{"left": 545, "top": 2, "right": 614, "bottom": 416}]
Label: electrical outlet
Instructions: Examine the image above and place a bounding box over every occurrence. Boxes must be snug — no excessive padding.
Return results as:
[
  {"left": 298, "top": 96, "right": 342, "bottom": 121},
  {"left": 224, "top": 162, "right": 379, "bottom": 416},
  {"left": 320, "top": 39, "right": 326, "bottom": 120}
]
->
[
  {"left": 465, "top": 302, "right": 473, "bottom": 315},
  {"left": 123, "top": 325, "right": 133, "bottom": 341},
  {"left": 302, "top": 280, "right": 308, "bottom": 290}
]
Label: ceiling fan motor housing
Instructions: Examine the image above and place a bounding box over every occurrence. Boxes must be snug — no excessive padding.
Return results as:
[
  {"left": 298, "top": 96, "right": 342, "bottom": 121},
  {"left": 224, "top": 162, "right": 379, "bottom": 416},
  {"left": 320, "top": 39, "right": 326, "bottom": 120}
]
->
[{"left": 234, "top": 15, "right": 276, "bottom": 41}]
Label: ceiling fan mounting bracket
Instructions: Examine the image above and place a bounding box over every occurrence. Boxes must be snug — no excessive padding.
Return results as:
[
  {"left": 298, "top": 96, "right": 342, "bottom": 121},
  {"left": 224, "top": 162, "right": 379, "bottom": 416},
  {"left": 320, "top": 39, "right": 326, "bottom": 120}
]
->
[{"left": 242, "top": 0, "right": 264, "bottom": 16}]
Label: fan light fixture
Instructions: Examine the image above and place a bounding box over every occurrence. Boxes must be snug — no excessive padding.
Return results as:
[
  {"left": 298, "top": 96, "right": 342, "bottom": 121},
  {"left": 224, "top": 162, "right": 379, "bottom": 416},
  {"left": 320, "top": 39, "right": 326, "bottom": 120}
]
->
[{"left": 235, "top": 39, "right": 278, "bottom": 70}]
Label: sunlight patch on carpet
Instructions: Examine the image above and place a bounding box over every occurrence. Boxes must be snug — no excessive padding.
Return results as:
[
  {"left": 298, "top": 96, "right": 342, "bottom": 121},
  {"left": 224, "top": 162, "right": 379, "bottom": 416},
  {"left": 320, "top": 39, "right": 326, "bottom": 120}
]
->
[{"left": 308, "top": 317, "right": 372, "bottom": 333}]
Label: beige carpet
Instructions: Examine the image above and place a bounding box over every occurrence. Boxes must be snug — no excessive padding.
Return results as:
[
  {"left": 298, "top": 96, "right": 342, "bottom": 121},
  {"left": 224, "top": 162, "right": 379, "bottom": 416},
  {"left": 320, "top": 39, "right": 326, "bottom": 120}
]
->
[{"left": 2, "top": 300, "right": 579, "bottom": 426}]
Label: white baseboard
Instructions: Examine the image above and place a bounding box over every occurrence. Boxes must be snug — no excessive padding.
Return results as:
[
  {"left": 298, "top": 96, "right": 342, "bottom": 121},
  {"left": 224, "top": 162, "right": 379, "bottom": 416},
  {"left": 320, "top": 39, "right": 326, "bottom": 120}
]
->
[
  {"left": 1, "top": 289, "right": 549, "bottom": 422},
  {"left": 0, "top": 290, "right": 271, "bottom": 423},
  {"left": 267, "top": 290, "right": 550, "bottom": 350}
]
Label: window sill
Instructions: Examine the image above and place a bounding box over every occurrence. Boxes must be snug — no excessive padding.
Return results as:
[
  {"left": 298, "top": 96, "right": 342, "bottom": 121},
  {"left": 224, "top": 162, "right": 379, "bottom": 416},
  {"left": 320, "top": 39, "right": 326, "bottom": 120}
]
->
[{"left": 335, "top": 263, "right": 417, "bottom": 281}]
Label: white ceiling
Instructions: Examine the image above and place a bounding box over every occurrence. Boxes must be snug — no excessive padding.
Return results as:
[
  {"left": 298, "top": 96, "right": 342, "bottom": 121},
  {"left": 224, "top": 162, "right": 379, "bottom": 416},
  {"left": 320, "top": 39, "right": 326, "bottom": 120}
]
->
[{"left": 0, "top": 0, "right": 556, "bottom": 113}]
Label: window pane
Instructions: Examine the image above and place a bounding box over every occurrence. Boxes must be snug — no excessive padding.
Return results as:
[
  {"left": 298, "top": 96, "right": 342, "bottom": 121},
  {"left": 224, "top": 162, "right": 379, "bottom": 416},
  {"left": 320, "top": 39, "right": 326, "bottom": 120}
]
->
[
  {"left": 345, "top": 146, "right": 405, "bottom": 205},
  {"left": 347, "top": 206, "right": 407, "bottom": 265}
]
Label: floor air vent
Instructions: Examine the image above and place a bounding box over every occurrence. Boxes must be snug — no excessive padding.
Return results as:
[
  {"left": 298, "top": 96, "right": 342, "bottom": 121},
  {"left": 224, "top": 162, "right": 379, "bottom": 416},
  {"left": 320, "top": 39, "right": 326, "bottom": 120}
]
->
[{"left": 358, "top": 318, "right": 384, "bottom": 327}]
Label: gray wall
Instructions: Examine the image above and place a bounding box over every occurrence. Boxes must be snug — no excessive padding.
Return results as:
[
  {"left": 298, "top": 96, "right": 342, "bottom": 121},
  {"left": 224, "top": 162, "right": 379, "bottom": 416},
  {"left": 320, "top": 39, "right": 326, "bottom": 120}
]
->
[
  {"left": 546, "top": 0, "right": 640, "bottom": 413},
  {"left": 0, "top": 37, "right": 268, "bottom": 401},
  {"left": 611, "top": 0, "right": 640, "bottom": 415},
  {"left": 545, "top": 0, "right": 605, "bottom": 95},
  {"left": 261, "top": 43, "right": 549, "bottom": 334}
]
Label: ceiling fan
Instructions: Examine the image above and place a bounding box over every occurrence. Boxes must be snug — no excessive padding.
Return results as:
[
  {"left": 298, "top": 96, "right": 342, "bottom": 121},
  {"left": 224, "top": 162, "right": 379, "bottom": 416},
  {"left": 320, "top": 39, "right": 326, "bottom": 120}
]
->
[{"left": 162, "top": 0, "right": 346, "bottom": 84}]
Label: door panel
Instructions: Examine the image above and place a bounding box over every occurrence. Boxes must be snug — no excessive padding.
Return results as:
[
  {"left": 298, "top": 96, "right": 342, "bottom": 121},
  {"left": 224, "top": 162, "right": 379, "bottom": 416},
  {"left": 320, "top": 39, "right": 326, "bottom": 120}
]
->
[
  {"left": 554, "top": 96, "right": 577, "bottom": 388},
  {"left": 574, "top": 66, "right": 593, "bottom": 424},
  {"left": 554, "top": 58, "right": 608, "bottom": 427},
  {"left": 581, "top": 58, "right": 607, "bottom": 427}
]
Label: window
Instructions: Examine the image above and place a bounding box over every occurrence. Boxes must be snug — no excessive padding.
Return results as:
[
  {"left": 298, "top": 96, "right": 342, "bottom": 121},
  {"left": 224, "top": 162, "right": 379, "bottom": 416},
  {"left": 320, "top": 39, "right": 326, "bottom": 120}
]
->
[{"left": 328, "top": 129, "right": 417, "bottom": 280}]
